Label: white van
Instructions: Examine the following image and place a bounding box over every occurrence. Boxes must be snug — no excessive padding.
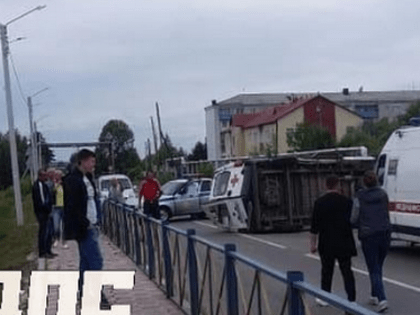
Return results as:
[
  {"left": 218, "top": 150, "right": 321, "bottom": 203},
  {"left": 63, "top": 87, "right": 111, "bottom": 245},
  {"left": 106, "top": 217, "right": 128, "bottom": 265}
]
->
[
  {"left": 376, "top": 126, "right": 420, "bottom": 243},
  {"left": 97, "top": 174, "right": 138, "bottom": 207}
]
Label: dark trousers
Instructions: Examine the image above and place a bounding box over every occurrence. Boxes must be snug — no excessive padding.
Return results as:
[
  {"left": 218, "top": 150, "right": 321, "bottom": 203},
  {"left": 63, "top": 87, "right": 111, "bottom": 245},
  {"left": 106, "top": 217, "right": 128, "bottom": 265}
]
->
[
  {"left": 144, "top": 200, "right": 160, "bottom": 219},
  {"left": 320, "top": 254, "right": 356, "bottom": 301},
  {"left": 36, "top": 212, "right": 53, "bottom": 256},
  {"left": 361, "top": 231, "right": 390, "bottom": 302}
]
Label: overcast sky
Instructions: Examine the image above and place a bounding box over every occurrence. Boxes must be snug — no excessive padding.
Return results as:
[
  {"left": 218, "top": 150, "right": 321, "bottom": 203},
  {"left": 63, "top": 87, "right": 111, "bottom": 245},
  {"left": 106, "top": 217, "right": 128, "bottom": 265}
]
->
[{"left": 1, "top": 0, "right": 419, "bottom": 161}]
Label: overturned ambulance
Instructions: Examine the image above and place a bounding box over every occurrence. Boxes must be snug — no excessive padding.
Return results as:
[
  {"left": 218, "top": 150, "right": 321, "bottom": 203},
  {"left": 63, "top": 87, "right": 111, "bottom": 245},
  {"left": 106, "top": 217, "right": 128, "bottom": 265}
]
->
[{"left": 205, "top": 147, "right": 375, "bottom": 232}]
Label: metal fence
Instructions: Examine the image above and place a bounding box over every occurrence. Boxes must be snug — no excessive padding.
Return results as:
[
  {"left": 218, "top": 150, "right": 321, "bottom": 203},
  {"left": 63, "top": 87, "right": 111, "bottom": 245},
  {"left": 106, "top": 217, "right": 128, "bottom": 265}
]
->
[{"left": 101, "top": 200, "right": 377, "bottom": 315}]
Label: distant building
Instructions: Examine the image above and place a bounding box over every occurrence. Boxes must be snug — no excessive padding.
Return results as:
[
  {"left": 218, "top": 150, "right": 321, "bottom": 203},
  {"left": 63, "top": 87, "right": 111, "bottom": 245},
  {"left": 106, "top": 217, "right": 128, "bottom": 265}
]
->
[
  {"left": 226, "top": 95, "right": 362, "bottom": 157},
  {"left": 205, "top": 89, "right": 420, "bottom": 160}
]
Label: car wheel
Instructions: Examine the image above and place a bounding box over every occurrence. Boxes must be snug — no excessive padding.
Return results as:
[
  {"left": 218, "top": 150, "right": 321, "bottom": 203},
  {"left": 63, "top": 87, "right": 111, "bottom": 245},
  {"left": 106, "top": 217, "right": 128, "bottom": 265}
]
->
[{"left": 159, "top": 207, "right": 172, "bottom": 222}]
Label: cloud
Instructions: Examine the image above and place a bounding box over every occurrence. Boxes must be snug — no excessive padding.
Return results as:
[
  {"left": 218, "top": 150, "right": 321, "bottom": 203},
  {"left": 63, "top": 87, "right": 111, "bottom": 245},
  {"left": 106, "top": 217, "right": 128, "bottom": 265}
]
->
[{"left": 1, "top": 0, "right": 420, "bottom": 162}]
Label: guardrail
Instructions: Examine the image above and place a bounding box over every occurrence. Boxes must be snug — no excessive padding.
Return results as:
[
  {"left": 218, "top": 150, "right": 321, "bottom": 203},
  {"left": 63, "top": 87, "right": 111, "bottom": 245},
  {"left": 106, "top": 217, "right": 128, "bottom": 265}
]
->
[{"left": 101, "top": 199, "right": 377, "bottom": 315}]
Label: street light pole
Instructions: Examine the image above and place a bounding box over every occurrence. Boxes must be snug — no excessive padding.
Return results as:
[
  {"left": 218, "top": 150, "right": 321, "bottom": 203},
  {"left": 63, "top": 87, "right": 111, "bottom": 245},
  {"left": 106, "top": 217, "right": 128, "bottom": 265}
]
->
[
  {"left": 0, "top": 5, "right": 46, "bottom": 226},
  {"left": 28, "top": 87, "right": 48, "bottom": 183},
  {"left": 0, "top": 24, "right": 23, "bottom": 225}
]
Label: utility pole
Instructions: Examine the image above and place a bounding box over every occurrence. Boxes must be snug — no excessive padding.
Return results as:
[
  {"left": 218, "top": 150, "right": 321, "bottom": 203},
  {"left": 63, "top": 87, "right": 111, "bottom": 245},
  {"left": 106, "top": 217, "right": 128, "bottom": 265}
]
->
[
  {"left": 1, "top": 24, "right": 23, "bottom": 225},
  {"left": 27, "top": 87, "right": 48, "bottom": 182},
  {"left": 156, "top": 102, "right": 163, "bottom": 147},
  {"left": 1, "top": 5, "right": 47, "bottom": 226},
  {"left": 150, "top": 116, "right": 158, "bottom": 155},
  {"left": 28, "top": 96, "right": 35, "bottom": 182}
]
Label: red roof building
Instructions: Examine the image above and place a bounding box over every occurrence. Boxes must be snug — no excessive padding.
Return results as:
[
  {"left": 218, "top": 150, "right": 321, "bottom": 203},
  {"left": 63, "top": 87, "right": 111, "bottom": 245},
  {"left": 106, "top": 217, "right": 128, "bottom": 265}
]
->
[{"left": 225, "top": 95, "right": 362, "bottom": 156}]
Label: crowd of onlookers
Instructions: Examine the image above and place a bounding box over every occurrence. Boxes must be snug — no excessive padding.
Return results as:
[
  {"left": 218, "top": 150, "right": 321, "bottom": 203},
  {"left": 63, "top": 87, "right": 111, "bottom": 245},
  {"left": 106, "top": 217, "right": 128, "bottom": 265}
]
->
[{"left": 32, "top": 168, "right": 67, "bottom": 259}]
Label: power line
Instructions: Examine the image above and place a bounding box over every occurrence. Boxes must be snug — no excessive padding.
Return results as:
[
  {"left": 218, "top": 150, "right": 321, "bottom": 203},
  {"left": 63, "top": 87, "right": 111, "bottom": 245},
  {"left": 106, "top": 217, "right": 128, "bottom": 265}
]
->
[{"left": 8, "top": 51, "right": 28, "bottom": 105}]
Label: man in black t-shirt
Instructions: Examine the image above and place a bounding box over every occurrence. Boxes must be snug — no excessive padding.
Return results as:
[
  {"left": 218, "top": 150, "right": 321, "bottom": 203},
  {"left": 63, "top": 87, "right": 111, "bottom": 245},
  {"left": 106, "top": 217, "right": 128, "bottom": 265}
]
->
[{"left": 310, "top": 175, "right": 357, "bottom": 305}]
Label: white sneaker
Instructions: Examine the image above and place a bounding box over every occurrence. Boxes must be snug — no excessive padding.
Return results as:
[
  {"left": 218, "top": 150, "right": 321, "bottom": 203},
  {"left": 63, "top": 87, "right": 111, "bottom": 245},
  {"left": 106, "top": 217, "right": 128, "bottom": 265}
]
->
[
  {"left": 377, "top": 300, "right": 388, "bottom": 313},
  {"left": 315, "top": 298, "right": 329, "bottom": 306},
  {"left": 62, "top": 243, "right": 69, "bottom": 249},
  {"left": 53, "top": 240, "right": 59, "bottom": 247},
  {"left": 369, "top": 296, "right": 379, "bottom": 306}
]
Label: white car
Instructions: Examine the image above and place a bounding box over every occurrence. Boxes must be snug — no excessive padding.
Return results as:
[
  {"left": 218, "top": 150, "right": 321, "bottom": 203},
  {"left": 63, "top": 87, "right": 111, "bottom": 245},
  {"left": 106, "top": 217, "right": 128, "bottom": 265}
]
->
[{"left": 97, "top": 174, "right": 138, "bottom": 207}]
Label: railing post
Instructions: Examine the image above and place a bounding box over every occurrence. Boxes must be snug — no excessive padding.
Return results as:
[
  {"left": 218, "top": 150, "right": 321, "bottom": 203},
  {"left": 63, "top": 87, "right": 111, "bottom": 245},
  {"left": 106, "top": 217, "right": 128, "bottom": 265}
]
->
[
  {"left": 123, "top": 205, "right": 130, "bottom": 255},
  {"left": 225, "top": 243, "right": 238, "bottom": 315},
  {"left": 187, "top": 229, "right": 199, "bottom": 315},
  {"left": 146, "top": 216, "right": 155, "bottom": 279},
  {"left": 287, "top": 271, "right": 304, "bottom": 315},
  {"left": 162, "top": 220, "right": 173, "bottom": 298},
  {"left": 133, "top": 213, "right": 142, "bottom": 266}
]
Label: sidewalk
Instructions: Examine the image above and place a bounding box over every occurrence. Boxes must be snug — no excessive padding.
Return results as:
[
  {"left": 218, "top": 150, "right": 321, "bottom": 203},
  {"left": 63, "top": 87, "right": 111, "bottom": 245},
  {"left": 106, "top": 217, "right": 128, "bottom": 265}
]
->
[{"left": 42, "top": 234, "right": 184, "bottom": 315}]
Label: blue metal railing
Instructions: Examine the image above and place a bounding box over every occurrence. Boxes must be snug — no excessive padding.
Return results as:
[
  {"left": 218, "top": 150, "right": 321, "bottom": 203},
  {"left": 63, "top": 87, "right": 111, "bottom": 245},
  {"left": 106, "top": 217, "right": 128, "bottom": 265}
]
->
[{"left": 101, "top": 200, "right": 377, "bottom": 315}]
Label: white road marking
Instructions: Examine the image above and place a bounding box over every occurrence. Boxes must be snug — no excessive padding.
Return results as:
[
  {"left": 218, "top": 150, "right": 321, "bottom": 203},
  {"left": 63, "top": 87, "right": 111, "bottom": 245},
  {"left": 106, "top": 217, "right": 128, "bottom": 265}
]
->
[
  {"left": 194, "top": 221, "right": 218, "bottom": 230},
  {"left": 194, "top": 221, "right": 287, "bottom": 249},
  {"left": 239, "top": 234, "right": 287, "bottom": 249},
  {"left": 195, "top": 221, "right": 420, "bottom": 293},
  {"left": 305, "top": 253, "right": 420, "bottom": 293}
]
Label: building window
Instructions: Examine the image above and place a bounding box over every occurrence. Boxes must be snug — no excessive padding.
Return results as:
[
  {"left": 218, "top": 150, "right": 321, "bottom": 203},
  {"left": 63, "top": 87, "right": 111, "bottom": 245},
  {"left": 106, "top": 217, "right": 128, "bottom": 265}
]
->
[
  {"left": 355, "top": 104, "right": 379, "bottom": 119},
  {"left": 221, "top": 136, "right": 226, "bottom": 154}
]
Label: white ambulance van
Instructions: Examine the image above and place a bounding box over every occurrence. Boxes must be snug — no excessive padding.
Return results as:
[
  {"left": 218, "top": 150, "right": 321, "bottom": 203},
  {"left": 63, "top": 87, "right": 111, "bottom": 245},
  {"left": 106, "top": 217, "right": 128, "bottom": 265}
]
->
[
  {"left": 376, "top": 125, "right": 420, "bottom": 243},
  {"left": 206, "top": 147, "right": 374, "bottom": 232}
]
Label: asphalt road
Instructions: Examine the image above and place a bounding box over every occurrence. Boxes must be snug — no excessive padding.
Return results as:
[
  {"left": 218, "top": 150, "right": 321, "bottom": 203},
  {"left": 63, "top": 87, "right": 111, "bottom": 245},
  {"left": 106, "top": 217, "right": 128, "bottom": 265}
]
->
[{"left": 168, "top": 217, "right": 420, "bottom": 315}]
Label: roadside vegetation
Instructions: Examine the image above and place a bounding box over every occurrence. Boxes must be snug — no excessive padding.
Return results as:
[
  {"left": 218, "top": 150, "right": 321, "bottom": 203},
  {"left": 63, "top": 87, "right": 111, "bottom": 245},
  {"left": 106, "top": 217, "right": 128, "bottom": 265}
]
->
[
  {"left": 287, "top": 101, "right": 420, "bottom": 156},
  {"left": 0, "top": 177, "right": 38, "bottom": 270}
]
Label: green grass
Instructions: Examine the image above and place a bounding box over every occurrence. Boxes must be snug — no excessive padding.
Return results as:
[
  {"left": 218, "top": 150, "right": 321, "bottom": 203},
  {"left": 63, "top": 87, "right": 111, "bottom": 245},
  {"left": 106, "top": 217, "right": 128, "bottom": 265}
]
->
[{"left": 0, "top": 178, "right": 38, "bottom": 270}]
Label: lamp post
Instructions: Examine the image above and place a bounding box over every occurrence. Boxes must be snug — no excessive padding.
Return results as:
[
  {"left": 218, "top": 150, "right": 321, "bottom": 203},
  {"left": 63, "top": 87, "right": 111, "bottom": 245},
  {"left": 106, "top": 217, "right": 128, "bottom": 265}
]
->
[
  {"left": 0, "top": 5, "right": 46, "bottom": 226},
  {"left": 28, "top": 87, "right": 49, "bottom": 182}
]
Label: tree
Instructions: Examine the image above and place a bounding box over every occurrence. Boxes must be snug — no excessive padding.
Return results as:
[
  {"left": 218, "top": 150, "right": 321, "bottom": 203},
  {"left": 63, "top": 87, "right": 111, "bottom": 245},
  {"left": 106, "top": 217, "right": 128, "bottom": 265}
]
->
[
  {"left": 96, "top": 120, "right": 140, "bottom": 175},
  {"left": 0, "top": 130, "right": 29, "bottom": 190},
  {"left": 287, "top": 122, "right": 335, "bottom": 152},
  {"left": 187, "top": 141, "right": 207, "bottom": 161},
  {"left": 338, "top": 102, "right": 420, "bottom": 156}
]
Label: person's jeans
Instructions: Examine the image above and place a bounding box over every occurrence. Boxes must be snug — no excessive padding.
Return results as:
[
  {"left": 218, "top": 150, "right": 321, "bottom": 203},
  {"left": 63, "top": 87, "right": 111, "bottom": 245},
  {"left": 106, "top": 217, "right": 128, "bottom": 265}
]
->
[
  {"left": 361, "top": 231, "right": 391, "bottom": 302},
  {"left": 77, "top": 226, "right": 103, "bottom": 294},
  {"left": 320, "top": 254, "right": 356, "bottom": 301},
  {"left": 52, "top": 206, "right": 63, "bottom": 239}
]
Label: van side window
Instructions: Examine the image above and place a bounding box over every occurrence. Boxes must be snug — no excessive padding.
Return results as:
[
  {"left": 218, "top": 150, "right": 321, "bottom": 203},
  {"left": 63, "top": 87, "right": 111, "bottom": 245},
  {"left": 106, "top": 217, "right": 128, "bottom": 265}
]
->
[
  {"left": 376, "top": 154, "right": 386, "bottom": 186},
  {"left": 388, "top": 159, "right": 398, "bottom": 176}
]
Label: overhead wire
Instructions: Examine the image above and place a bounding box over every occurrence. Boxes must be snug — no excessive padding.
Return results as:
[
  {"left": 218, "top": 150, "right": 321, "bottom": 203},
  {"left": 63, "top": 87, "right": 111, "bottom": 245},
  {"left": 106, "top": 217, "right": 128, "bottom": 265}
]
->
[{"left": 8, "top": 51, "right": 28, "bottom": 106}]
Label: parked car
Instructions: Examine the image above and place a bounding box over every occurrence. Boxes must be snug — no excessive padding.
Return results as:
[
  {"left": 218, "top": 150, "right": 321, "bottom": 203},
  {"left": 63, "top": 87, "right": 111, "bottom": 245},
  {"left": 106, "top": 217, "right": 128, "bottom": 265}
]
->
[
  {"left": 97, "top": 174, "right": 138, "bottom": 206},
  {"left": 158, "top": 178, "right": 212, "bottom": 220}
]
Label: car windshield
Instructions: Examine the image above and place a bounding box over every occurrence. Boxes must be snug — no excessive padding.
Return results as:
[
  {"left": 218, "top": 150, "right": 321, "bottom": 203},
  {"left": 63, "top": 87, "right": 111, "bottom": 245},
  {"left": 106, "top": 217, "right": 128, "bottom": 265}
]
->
[
  {"left": 101, "top": 178, "right": 132, "bottom": 191},
  {"left": 161, "top": 181, "right": 186, "bottom": 195}
]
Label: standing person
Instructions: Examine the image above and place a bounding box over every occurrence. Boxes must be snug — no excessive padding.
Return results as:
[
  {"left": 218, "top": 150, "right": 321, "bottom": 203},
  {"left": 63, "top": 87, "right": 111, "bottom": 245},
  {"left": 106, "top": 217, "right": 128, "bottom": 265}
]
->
[
  {"left": 109, "top": 177, "right": 124, "bottom": 203},
  {"left": 138, "top": 170, "right": 161, "bottom": 219},
  {"left": 351, "top": 170, "right": 391, "bottom": 313},
  {"left": 63, "top": 149, "right": 108, "bottom": 307},
  {"left": 310, "top": 175, "right": 357, "bottom": 307},
  {"left": 32, "top": 170, "right": 56, "bottom": 258},
  {"left": 52, "top": 170, "right": 67, "bottom": 248}
]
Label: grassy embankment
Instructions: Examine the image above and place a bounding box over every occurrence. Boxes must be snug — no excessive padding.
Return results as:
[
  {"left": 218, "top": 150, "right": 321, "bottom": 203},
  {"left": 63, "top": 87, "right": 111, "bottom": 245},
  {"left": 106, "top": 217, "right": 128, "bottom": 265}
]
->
[{"left": 0, "top": 177, "right": 38, "bottom": 270}]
